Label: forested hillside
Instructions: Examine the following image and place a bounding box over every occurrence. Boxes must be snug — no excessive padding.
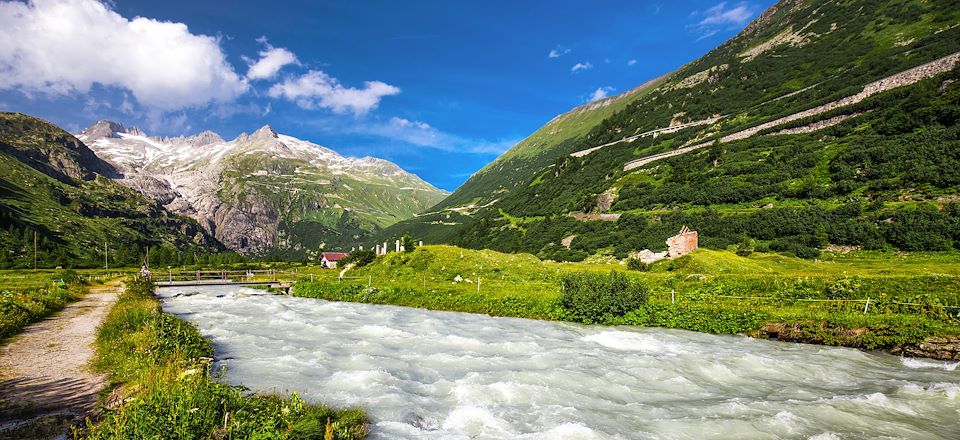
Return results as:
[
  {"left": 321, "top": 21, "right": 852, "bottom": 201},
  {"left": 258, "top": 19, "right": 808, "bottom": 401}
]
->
[
  {"left": 0, "top": 113, "right": 226, "bottom": 268},
  {"left": 379, "top": 0, "right": 960, "bottom": 261}
]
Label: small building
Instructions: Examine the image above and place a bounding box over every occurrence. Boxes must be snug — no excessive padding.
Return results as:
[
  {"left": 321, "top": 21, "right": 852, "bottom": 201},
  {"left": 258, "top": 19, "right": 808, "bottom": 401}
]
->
[{"left": 320, "top": 252, "right": 349, "bottom": 269}]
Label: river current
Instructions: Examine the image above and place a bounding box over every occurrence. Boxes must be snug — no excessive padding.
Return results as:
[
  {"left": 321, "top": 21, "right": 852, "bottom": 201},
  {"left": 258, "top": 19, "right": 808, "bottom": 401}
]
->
[{"left": 158, "top": 286, "right": 959, "bottom": 439}]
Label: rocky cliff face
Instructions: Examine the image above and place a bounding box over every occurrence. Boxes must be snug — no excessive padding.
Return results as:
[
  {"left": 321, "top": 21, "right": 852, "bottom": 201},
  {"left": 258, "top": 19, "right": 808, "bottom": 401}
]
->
[
  {"left": 80, "top": 122, "right": 447, "bottom": 256},
  {"left": 1, "top": 113, "right": 119, "bottom": 182}
]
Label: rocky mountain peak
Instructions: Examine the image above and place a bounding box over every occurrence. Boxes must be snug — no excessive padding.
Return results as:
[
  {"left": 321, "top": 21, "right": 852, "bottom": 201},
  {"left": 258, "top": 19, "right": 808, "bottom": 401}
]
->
[
  {"left": 127, "top": 126, "right": 147, "bottom": 137},
  {"left": 79, "top": 120, "right": 126, "bottom": 141},
  {"left": 186, "top": 130, "right": 224, "bottom": 146},
  {"left": 254, "top": 124, "right": 278, "bottom": 138}
]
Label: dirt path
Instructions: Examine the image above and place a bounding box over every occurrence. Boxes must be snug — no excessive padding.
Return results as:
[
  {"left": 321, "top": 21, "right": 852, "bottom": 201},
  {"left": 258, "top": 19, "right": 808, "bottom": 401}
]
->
[{"left": 0, "top": 281, "right": 121, "bottom": 439}]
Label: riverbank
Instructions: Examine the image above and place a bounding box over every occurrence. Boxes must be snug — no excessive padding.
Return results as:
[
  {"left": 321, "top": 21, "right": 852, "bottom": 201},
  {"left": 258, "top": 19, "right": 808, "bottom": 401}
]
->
[
  {"left": 160, "top": 285, "right": 960, "bottom": 439},
  {"left": 294, "top": 245, "right": 960, "bottom": 360},
  {"left": 81, "top": 276, "right": 369, "bottom": 439}
]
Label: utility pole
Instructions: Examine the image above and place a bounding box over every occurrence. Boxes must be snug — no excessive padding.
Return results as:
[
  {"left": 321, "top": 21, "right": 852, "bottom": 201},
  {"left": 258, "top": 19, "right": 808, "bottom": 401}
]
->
[
  {"left": 104, "top": 241, "right": 108, "bottom": 270},
  {"left": 33, "top": 231, "right": 37, "bottom": 270}
]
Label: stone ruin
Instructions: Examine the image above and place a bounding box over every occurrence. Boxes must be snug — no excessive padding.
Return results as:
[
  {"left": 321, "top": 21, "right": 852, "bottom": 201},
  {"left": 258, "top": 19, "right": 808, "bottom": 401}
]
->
[
  {"left": 630, "top": 226, "right": 699, "bottom": 264},
  {"left": 666, "top": 226, "right": 698, "bottom": 257}
]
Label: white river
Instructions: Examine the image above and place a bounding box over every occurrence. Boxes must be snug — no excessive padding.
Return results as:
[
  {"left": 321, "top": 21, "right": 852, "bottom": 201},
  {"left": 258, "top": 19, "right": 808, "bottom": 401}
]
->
[{"left": 158, "top": 286, "right": 959, "bottom": 439}]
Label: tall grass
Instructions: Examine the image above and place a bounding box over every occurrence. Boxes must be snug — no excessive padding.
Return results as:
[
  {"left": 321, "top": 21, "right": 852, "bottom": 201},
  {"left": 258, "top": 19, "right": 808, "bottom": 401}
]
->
[
  {"left": 82, "top": 275, "right": 368, "bottom": 439},
  {"left": 0, "top": 269, "right": 87, "bottom": 341}
]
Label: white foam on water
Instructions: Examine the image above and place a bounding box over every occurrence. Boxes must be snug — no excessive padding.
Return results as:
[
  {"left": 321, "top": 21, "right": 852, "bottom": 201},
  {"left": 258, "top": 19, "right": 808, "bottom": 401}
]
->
[
  {"left": 441, "top": 405, "right": 514, "bottom": 438},
  {"left": 160, "top": 286, "right": 960, "bottom": 439},
  {"left": 582, "top": 330, "right": 686, "bottom": 355},
  {"left": 901, "top": 357, "right": 959, "bottom": 371}
]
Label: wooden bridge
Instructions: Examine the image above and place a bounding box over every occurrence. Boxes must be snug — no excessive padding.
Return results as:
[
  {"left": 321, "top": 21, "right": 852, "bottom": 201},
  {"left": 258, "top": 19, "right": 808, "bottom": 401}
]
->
[{"left": 153, "top": 269, "right": 298, "bottom": 294}]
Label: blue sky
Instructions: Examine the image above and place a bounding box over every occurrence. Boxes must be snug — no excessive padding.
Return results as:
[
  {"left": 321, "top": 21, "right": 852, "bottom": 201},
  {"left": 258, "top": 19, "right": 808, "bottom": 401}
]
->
[{"left": 0, "top": 0, "right": 774, "bottom": 191}]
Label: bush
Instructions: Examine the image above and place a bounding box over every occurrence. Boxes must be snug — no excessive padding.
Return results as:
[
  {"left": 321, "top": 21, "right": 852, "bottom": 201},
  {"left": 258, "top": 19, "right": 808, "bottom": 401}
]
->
[
  {"left": 342, "top": 250, "right": 376, "bottom": 268},
  {"left": 57, "top": 268, "right": 85, "bottom": 285},
  {"left": 400, "top": 234, "right": 417, "bottom": 253},
  {"left": 770, "top": 238, "right": 821, "bottom": 259},
  {"left": 560, "top": 271, "right": 647, "bottom": 324},
  {"left": 627, "top": 258, "right": 650, "bottom": 271},
  {"left": 826, "top": 276, "right": 863, "bottom": 299}
]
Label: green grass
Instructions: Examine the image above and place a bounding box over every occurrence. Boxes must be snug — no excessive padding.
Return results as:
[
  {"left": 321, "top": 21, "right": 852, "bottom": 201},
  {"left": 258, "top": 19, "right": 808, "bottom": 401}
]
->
[
  {"left": 294, "top": 245, "right": 960, "bottom": 353},
  {"left": 82, "top": 276, "right": 368, "bottom": 439},
  {"left": 0, "top": 269, "right": 113, "bottom": 342}
]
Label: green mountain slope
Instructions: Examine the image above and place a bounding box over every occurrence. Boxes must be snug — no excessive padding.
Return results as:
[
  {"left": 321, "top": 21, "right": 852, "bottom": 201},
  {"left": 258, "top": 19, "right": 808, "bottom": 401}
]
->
[
  {"left": 0, "top": 113, "right": 224, "bottom": 268},
  {"left": 380, "top": 0, "right": 960, "bottom": 260}
]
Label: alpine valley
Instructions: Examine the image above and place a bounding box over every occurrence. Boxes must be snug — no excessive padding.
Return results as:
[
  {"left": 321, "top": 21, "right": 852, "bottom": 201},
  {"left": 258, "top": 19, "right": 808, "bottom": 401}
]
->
[
  {"left": 0, "top": 113, "right": 446, "bottom": 267},
  {"left": 379, "top": 0, "right": 960, "bottom": 261}
]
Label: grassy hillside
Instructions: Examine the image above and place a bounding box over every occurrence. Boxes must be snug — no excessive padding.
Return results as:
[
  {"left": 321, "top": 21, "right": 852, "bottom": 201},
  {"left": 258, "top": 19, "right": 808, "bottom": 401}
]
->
[
  {"left": 432, "top": 76, "right": 667, "bottom": 212},
  {"left": 0, "top": 113, "right": 224, "bottom": 268},
  {"left": 294, "top": 245, "right": 960, "bottom": 355},
  {"left": 378, "top": 0, "right": 960, "bottom": 261}
]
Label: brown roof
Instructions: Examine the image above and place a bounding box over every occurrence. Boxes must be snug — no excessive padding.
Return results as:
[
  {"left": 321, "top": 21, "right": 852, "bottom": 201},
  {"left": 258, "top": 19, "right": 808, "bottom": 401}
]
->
[{"left": 321, "top": 252, "right": 349, "bottom": 261}]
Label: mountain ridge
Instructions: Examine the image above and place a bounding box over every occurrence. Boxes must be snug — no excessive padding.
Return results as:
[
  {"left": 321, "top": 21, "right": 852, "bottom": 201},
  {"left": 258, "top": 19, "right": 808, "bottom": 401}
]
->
[
  {"left": 80, "top": 120, "right": 448, "bottom": 257},
  {"left": 0, "top": 112, "right": 224, "bottom": 268}
]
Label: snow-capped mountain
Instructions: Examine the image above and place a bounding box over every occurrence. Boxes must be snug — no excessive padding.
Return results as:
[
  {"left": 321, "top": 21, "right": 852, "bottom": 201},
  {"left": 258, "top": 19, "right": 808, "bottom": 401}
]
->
[{"left": 78, "top": 121, "right": 447, "bottom": 256}]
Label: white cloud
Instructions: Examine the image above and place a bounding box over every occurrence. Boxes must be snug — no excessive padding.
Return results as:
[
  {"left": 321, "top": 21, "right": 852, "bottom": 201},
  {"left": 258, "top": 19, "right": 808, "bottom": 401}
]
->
[
  {"left": 548, "top": 46, "right": 571, "bottom": 59},
  {"left": 268, "top": 70, "right": 400, "bottom": 116},
  {"left": 0, "top": 0, "right": 248, "bottom": 111},
  {"left": 691, "top": 2, "right": 757, "bottom": 39},
  {"left": 571, "top": 62, "right": 593, "bottom": 73},
  {"left": 627, "top": 59, "right": 638, "bottom": 66},
  {"left": 587, "top": 86, "right": 615, "bottom": 102},
  {"left": 344, "top": 116, "right": 517, "bottom": 155},
  {"left": 245, "top": 37, "right": 299, "bottom": 80}
]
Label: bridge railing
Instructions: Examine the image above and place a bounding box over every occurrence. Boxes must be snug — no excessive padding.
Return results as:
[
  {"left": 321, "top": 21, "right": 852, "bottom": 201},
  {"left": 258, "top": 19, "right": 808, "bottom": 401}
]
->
[{"left": 155, "top": 269, "right": 298, "bottom": 284}]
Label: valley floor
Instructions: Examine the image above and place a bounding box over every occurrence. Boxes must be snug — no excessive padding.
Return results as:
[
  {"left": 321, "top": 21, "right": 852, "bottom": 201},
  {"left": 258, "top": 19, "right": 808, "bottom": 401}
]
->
[{"left": 294, "top": 245, "right": 960, "bottom": 361}]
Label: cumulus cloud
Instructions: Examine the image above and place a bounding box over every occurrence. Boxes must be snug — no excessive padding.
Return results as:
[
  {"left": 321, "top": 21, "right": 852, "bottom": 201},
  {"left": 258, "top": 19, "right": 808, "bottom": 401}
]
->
[
  {"left": 268, "top": 70, "right": 400, "bottom": 116},
  {"left": 570, "top": 62, "right": 593, "bottom": 73},
  {"left": 548, "top": 46, "right": 570, "bottom": 59},
  {"left": 627, "top": 59, "right": 638, "bottom": 66},
  {"left": 0, "top": 0, "right": 248, "bottom": 111},
  {"left": 245, "top": 37, "right": 299, "bottom": 80},
  {"left": 691, "top": 2, "right": 758, "bottom": 39},
  {"left": 587, "top": 86, "right": 615, "bottom": 102}
]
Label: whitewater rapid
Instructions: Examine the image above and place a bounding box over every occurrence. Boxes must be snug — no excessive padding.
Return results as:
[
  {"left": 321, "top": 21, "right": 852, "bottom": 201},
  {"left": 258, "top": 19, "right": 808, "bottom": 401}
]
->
[{"left": 159, "top": 286, "right": 959, "bottom": 439}]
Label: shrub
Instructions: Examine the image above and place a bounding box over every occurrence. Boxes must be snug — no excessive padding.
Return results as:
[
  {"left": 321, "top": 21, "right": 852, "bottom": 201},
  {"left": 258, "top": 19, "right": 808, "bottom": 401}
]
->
[
  {"left": 57, "top": 268, "right": 85, "bottom": 285},
  {"left": 770, "top": 238, "right": 821, "bottom": 259},
  {"left": 560, "top": 271, "right": 647, "bottom": 324},
  {"left": 627, "top": 258, "right": 650, "bottom": 271},
  {"left": 826, "top": 276, "right": 863, "bottom": 299},
  {"left": 400, "top": 234, "right": 417, "bottom": 253},
  {"left": 342, "top": 250, "right": 376, "bottom": 268}
]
